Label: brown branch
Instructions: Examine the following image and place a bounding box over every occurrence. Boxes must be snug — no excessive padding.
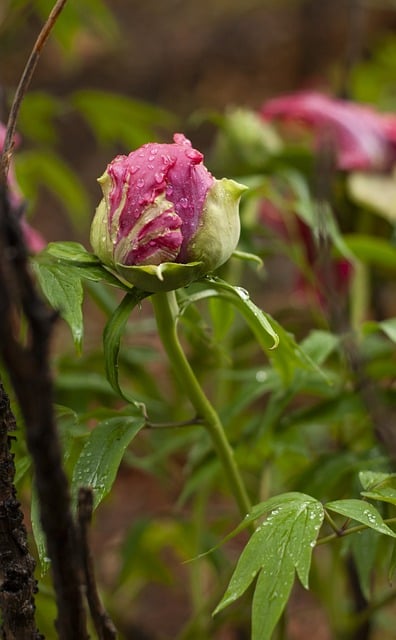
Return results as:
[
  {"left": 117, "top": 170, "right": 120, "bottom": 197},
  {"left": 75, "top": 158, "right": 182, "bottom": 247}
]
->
[
  {"left": 0, "top": 183, "right": 88, "bottom": 639},
  {"left": 77, "top": 488, "right": 117, "bottom": 640},
  {"left": 0, "top": 380, "right": 43, "bottom": 640},
  {"left": 0, "top": 1, "right": 89, "bottom": 636},
  {"left": 0, "top": 0, "right": 68, "bottom": 181}
]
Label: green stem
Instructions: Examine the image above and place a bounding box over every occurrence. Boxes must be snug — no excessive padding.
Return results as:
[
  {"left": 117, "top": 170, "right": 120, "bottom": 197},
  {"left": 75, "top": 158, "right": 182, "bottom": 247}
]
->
[
  {"left": 316, "top": 516, "right": 396, "bottom": 546},
  {"left": 151, "top": 290, "right": 251, "bottom": 519}
]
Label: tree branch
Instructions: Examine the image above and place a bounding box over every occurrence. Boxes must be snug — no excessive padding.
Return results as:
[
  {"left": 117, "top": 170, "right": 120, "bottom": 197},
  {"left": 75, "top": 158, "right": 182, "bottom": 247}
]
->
[
  {"left": 78, "top": 488, "right": 117, "bottom": 640},
  {"left": 0, "top": 380, "right": 43, "bottom": 640}
]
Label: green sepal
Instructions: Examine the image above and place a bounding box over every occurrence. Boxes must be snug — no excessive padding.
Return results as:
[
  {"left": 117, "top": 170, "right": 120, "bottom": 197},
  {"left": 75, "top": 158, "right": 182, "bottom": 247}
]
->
[{"left": 115, "top": 261, "right": 205, "bottom": 292}]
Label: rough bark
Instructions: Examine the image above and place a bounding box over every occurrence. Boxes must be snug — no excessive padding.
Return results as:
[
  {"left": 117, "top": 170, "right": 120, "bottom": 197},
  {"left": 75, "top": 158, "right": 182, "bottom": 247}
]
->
[{"left": 0, "top": 381, "right": 43, "bottom": 640}]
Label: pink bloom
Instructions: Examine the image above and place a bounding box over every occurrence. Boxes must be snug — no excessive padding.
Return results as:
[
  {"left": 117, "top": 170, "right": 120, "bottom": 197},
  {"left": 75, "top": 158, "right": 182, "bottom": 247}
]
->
[
  {"left": 0, "top": 123, "right": 45, "bottom": 253},
  {"left": 91, "top": 133, "right": 246, "bottom": 281},
  {"left": 105, "top": 133, "right": 214, "bottom": 265},
  {"left": 260, "top": 91, "right": 396, "bottom": 172}
]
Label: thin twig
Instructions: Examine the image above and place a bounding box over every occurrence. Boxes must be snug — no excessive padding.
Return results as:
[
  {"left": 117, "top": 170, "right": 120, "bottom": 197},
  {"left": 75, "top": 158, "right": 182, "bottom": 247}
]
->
[
  {"left": 78, "top": 488, "right": 117, "bottom": 640},
  {"left": 0, "top": 0, "right": 68, "bottom": 181}
]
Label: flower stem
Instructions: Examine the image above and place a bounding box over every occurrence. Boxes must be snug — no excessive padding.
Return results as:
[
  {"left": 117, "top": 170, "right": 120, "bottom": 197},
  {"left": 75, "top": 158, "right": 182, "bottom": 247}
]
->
[{"left": 151, "top": 290, "right": 251, "bottom": 519}]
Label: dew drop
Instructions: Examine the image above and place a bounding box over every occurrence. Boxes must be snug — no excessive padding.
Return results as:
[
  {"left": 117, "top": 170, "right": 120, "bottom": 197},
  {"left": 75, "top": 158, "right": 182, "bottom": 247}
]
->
[
  {"left": 235, "top": 287, "right": 250, "bottom": 301},
  {"left": 155, "top": 172, "right": 164, "bottom": 184},
  {"left": 137, "top": 178, "right": 145, "bottom": 188},
  {"left": 180, "top": 197, "right": 188, "bottom": 209},
  {"left": 255, "top": 370, "right": 267, "bottom": 383}
]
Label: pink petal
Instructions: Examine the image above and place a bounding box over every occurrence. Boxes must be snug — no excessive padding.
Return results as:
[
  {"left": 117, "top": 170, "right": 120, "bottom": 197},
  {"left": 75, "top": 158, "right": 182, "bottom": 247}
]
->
[
  {"left": 106, "top": 133, "right": 214, "bottom": 262},
  {"left": 261, "top": 91, "right": 396, "bottom": 171}
]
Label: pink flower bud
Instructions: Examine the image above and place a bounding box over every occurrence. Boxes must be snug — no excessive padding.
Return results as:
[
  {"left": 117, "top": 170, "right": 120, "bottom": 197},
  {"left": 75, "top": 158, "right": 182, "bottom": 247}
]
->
[{"left": 91, "top": 134, "right": 247, "bottom": 291}]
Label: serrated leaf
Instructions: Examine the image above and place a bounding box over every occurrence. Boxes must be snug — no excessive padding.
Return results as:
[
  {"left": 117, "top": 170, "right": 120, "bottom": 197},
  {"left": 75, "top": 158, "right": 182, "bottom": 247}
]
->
[
  {"left": 326, "top": 499, "right": 396, "bottom": 537},
  {"left": 103, "top": 291, "right": 150, "bottom": 403},
  {"left": 34, "top": 262, "right": 84, "bottom": 351},
  {"left": 214, "top": 493, "right": 323, "bottom": 640},
  {"left": 71, "top": 409, "right": 145, "bottom": 510}
]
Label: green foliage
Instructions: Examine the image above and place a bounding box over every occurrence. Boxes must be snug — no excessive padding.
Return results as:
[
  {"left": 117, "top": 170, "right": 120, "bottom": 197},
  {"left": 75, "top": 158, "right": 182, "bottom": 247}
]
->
[
  {"left": 71, "top": 407, "right": 146, "bottom": 510},
  {"left": 214, "top": 494, "right": 324, "bottom": 640}
]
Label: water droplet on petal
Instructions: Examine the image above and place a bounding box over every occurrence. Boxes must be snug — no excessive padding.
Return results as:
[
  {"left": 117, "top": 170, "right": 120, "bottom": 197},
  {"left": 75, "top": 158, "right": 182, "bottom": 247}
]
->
[
  {"left": 137, "top": 178, "right": 145, "bottom": 188},
  {"left": 180, "top": 197, "right": 188, "bottom": 209}
]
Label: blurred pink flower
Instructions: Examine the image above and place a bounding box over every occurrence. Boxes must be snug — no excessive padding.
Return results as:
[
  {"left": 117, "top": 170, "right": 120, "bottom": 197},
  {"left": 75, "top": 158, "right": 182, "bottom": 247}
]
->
[
  {"left": 0, "top": 123, "right": 45, "bottom": 253},
  {"left": 260, "top": 91, "right": 396, "bottom": 172}
]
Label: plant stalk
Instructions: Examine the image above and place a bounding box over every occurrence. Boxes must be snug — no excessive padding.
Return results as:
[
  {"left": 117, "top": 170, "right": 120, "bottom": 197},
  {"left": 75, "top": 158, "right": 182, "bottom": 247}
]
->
[{"left": 151, "top": 290, "right": 251, "bottom": 519}]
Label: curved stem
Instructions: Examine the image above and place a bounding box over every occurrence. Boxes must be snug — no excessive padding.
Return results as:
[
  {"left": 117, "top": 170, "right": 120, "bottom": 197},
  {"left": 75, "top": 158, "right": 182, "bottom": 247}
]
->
[{"left": 151, "top": 290, "right": 251, "bottom": 519}]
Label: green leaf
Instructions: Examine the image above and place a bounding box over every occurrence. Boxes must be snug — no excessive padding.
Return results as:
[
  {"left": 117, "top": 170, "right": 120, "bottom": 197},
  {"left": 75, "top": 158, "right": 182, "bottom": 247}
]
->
[
  {"left": 343, "top": 234, "right": 396, "bottom": 271},
  {"left": 31, "top": 486, "right": 51, "bottom": 576},
  {"left": 378, "top": 319, "right": 396, "bottom": 344},
  {"left": 194, "top": 277, "right": 323, "bottom": 384},
  {"left": 359, "top": 470, "right": 396, "bottom": 506},
  {"left": 33, "top": 262, "right": 84, "bottom": 351},
  {"left": 71, "top": 409, "right": 146, "bottom": 510},
  {"left": 72, "top": 90, "right": 176, "bottom": 149},
  {"left": 209, "top": 297, "right": 235, "bottom": 341},
  {"left": 350, "top": 529, "right": 379, "bottom": 601},
  {"left": 299, "top": 330, "right": 340, "bottom": 365},
  {"left": 38, "top": 242, "right": 130, "bottom": 289},
  {"left": 359, "top": 471, "right": 396, "bottom": 492},
  {"left": 103, "top": 291, "right": 150, "bottom": 403},
  {"left": 232, "top": 250, "right": 264, "bottom": 268},
  {"left": 18, "top": 92, "right": 63, "bottom": 144},
  {"left": 214, "top": 493, "right": 324, "bottom": 640},
  {"left": 15, "top": 150, "right": 90, "bottom": 230},
  {"left": 282, "top": 169, "right": 355, "bottom": 262},
  {"left": 326, "top": 499, "right": 396, "bottom": 537},
  {"left": 252, "top": 557, "right": 295, "bottom": 640},
  {"left": 45, "top": 242, "right": 99, "bottom": 264}
]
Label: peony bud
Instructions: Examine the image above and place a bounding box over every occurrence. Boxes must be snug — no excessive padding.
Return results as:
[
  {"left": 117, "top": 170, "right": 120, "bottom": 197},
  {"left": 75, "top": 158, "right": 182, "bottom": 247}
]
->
[{"left": 90, "top": 133, "right": 246, "bottom": 291}]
